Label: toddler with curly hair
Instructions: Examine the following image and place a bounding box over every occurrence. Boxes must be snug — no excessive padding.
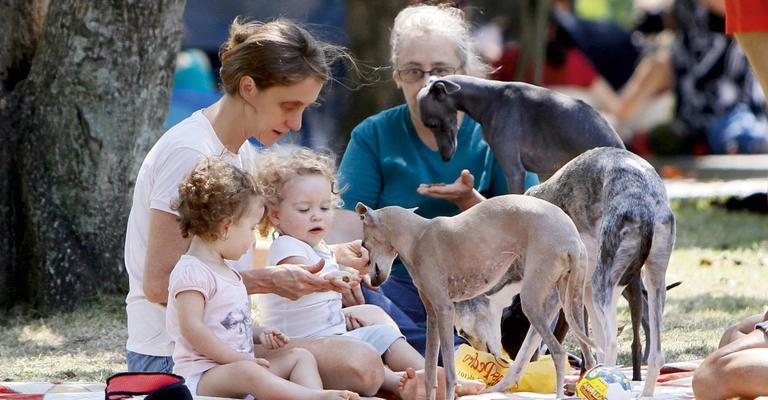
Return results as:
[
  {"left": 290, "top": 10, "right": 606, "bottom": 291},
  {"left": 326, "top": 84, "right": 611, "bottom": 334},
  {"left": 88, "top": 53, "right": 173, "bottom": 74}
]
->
[{"left": 165, "top": 156, "right": 358, "bottom": 400}]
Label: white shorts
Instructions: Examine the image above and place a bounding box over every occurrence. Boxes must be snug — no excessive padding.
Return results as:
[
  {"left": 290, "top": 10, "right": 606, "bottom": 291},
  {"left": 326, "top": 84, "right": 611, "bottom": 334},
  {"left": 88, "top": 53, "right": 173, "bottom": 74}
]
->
[
  {"left": 337, "top": 324, "right": 404, "bottom": 355},
  {"left": 184, "top": 371, "right": 202, "bottom": 396}
]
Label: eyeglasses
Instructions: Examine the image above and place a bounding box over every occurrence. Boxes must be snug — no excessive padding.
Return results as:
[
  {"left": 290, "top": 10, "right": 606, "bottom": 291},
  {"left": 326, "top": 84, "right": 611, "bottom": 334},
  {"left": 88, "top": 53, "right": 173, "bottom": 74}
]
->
[{"left": 396, "top": 66, "right": 459, "bottom": 83}]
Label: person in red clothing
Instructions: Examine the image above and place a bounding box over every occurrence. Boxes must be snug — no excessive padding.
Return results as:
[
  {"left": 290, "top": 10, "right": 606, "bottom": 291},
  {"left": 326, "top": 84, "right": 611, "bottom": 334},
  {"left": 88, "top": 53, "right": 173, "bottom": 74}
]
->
[{"left": 721, "top": 0, "right": 768, "bottom": 96}]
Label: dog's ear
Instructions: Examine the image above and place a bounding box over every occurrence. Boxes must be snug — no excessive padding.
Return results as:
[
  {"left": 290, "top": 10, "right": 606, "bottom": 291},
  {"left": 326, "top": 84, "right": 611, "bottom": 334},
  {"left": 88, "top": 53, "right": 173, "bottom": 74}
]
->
[
  {"left": 355, "top": 202, "right": 379, "bottom": 224},
  {"left": 406, "top": 207, "right": 418, "bottom": 214},
  {"left": 355, "top": 202, "right": 368, "bottom": 220},
  {"left": 441, "top": 79, "right": 461, "bottom": 94},
  {"left": 428, "top": 79, "right": 461, "bottom": 100}
]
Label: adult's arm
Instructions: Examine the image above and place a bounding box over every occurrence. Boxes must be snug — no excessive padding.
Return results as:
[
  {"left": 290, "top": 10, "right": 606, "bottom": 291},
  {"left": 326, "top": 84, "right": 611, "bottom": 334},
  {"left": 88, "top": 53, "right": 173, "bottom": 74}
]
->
[
  {"left": 239, "top": 260, "right": 337, "bottom": 300},
  {"left": 143, "top": 209, "right": 191, "bottom": 304}
]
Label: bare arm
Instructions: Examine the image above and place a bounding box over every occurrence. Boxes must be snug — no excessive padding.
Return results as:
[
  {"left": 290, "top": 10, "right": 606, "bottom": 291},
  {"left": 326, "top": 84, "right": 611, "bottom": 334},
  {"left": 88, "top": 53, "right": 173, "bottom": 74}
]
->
[
  {"left": 612, "top": 50, "right": 673, "bottom": 127},
  {"left": 176, "top": 290, "right": 253, "bottom": 364},
  {"left": 239, "top": 261, "right": 336, "bottom": 299},
  {"left": 144, "top": 209, "right": 191, "bottom": 304}
]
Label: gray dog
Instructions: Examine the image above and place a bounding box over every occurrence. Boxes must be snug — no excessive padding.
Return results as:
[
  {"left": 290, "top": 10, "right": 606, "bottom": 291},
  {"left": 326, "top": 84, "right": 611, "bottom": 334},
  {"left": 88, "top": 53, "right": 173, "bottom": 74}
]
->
[
  {"left": 355, "top": 195, "right": 596, "bottom": 400},
  {"left": 416, "top": 75, "right": 624, "bottom": 193},
  {"left": 455, "top": 147, "right": 675, "bottom": 398}
]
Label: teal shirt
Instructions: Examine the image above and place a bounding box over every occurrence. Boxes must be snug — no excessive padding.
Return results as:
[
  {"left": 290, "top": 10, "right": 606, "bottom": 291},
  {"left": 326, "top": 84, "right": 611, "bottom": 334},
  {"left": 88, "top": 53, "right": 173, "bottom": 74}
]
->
[{"left": 339, "top": 104, "right": 537, "bottom": 276}]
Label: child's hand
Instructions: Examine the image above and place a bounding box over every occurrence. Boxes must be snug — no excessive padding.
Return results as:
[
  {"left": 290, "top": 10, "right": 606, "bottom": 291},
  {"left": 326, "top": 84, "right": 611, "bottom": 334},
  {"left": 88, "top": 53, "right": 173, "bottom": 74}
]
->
[
  {"left": 259, "top": 329, "right": 289, "bottom": 350},
  {"left": 323, "top": 270, "right": 361, "bottom": 291},
  {"left": 252, "top": 357, "right": 270, "bottom": 368},
  {"left": 345, "top": 314, "right": 366, "bottom": 331}
]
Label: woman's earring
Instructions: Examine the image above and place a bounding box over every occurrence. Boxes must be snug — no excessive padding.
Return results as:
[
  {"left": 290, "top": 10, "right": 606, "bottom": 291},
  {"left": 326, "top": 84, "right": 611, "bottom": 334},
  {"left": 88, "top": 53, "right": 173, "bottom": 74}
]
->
[{"left": 223, "top": 228, "right": 230, "bottom": 241}]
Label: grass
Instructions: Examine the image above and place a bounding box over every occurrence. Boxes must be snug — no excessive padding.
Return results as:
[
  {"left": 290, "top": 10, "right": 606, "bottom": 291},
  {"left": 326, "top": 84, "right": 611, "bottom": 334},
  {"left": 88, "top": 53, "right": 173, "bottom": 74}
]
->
[{"left": 1, "top": 199, "right": 766, "bottom": 382}]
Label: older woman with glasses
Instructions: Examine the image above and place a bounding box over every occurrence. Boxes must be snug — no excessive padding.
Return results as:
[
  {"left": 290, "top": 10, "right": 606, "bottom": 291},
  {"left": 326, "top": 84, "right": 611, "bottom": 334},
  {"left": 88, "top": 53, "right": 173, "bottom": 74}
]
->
[{"left": 331, "top": 4, "right": 537, "bottom": 364}]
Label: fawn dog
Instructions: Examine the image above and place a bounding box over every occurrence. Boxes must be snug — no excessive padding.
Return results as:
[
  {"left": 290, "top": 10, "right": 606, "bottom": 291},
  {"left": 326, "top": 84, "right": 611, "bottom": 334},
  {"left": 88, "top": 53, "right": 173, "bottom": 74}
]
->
[{"left": 355, "top": 195, "right": 596, "bottom": 400}]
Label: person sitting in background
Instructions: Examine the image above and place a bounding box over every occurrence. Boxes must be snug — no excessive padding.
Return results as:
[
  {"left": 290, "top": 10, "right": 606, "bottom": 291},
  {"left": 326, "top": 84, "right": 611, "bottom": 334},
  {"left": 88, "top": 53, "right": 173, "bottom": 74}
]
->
[
  {"left": 490, "top": 16, "right": 621, "bottom": 118},
  {"left": 610, "top": 0, "right": 768, "bottom": 155}
]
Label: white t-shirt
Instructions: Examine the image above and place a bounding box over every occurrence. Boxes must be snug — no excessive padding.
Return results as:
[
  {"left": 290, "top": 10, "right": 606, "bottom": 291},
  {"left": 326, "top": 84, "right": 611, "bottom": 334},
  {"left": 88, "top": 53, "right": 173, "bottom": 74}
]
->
[
  {"left": 166, "top": 255, "right": 253, "bottom": 380},
  {"left": 124, "top": 110, "right": 242, "bottom": 356},
  {"left": 257, "top": 235, "right": 346, "bottom": 338}
]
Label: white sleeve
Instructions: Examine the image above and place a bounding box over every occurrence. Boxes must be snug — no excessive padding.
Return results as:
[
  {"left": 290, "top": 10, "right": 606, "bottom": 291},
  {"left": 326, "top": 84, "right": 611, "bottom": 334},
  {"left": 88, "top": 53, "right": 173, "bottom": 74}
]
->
[
  {"left": 268, "top": 236, "right": 318, "bottom": 265},
  {"left": 149, "top": 146, "right": 206, "bottom": 215}
]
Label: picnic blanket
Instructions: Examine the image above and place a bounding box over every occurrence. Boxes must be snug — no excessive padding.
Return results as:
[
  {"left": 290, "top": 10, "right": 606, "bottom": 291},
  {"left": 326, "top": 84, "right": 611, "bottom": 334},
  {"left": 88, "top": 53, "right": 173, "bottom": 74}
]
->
[
  {"left": 0, "top": 362, "right": 698, "bottom": 400},
  {"left": 0, "top": 382, "right": 386, "bottom": 400},
  {"left": 456, "top": 360, "right": 699, "bottom": 400}
]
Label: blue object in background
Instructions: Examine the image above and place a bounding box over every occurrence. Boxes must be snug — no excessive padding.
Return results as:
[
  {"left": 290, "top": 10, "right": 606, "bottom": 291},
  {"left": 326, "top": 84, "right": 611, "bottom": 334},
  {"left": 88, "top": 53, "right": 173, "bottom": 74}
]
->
[{"left": 166, "top": 48, "right": 221, "bottom": 129}]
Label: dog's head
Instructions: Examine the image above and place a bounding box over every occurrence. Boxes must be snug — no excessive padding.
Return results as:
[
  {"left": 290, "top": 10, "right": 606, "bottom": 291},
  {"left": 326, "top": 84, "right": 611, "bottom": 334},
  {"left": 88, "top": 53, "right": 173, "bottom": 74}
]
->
[
  {"left": 454, "top": 295, "right": 504, "bottom": 359},
  {"left": 416, "top": 77, "right": 462, "bottom": 161},
  {"left": 355, "top": 202, "right": 399, "bottom": 287}
]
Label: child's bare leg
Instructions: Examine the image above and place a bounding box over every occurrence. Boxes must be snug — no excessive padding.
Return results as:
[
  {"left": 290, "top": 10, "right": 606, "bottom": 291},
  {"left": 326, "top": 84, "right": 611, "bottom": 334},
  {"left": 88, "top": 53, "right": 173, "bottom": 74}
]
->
[
  {"left": 278, "top": 336, "right": 384, "bottom": 395},
  {"left": 264, "top": 347, "right": 323, "bottom": 389},
  {"left": 384, "top": 338, "right": 485, "bottom": 397},
  {"left": 196, "top": 360, "right": 359, "bottom": 400},
  {"left": 344, "top": 304, "right": 400, "bottom": 329}
]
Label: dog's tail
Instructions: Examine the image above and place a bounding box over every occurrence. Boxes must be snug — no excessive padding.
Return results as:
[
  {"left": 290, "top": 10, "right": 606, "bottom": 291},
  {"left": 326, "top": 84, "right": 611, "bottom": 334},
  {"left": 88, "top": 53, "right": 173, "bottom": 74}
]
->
[
  {"left": 601, "top": 208, "right": 655, "bottom": 288},
  {"left": 562, "top": 243, "right": 597, "bottom": 351}
]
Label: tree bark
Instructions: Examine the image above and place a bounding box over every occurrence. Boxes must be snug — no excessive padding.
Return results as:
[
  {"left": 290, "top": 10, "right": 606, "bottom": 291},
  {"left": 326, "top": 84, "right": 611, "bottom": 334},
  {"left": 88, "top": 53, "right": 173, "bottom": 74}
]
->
[{"left": 0, "top": 0, "right": 185, "bottom": 311}]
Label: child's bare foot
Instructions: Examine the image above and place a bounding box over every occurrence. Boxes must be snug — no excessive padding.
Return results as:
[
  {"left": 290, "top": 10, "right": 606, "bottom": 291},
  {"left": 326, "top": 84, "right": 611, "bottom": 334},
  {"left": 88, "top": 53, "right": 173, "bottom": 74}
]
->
[
  {"left": 397, "top": 367, "right": 448, "bottom": 400},
  {"left": 321, "top": 389, "right": 360, "bottom": 400},
  {"left": 456, "top": 378, "right": 485, "bottom": 396}
]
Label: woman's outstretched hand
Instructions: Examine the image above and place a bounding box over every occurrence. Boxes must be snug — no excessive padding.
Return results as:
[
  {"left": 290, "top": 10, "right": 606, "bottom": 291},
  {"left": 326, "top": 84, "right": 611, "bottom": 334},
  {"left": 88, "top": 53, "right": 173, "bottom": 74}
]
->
[{"left": 417, "top": 169, "right": 485, "bottom": 211}]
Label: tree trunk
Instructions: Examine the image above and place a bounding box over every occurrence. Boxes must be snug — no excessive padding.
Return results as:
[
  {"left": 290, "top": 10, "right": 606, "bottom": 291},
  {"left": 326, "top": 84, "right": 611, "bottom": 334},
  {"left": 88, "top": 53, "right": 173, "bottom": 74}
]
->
[{"left": 0, "top": 0, "right": 185, "bottom": 312}]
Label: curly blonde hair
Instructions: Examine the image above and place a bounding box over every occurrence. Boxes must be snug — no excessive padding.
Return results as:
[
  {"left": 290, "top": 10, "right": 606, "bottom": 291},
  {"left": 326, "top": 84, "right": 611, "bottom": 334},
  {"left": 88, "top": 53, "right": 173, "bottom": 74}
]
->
[
  {"left": 250, "top": 146, "right": 341, "bottom": 237},
  {"left": 172, "top": 157, "right": 261, "bottom": 241}
]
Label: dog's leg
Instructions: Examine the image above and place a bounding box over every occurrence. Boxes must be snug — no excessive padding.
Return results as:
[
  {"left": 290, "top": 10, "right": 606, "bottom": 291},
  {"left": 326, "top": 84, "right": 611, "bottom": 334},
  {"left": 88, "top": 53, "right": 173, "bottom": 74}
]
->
[
  {"left": 488, "top": 296, "right": 559, "bottom": 395},
  {"left": 560, "top": 246, "right": 596, "bottom": 370},
  {"left": 422, "top": 293, "right": 440, "bottom": 400},
  {"left": 436, "top": 303, "right": 458, "bottom": 400},
  {"left": 640, "top": 218, "right": 674, "bottom": 397},
  {"left": 490, "top": 144, "right": 526, "bottom": 194},
  {"left": 523, "top": 291, "right": 567, "bottom": 399},
  {"left": 582, "top": 234, "right": 608, "bottom": 363},
  {"left": 597, "top": 217, "right": 649, "bottom": 366},
  {"left": 623, "top": 275, "right": 644, "bottom": 381}
]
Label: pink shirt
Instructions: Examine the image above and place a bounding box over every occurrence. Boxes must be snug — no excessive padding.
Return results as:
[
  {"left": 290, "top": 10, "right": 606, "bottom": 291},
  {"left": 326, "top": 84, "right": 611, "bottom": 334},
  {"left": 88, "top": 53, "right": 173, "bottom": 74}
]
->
[{"left": 166, "top": 255, "right": 254, "bottom": 379}]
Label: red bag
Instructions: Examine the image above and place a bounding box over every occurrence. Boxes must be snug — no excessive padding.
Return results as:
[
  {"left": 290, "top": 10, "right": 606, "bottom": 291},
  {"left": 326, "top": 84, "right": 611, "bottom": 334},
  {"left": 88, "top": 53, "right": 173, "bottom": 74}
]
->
[{"left": 104, "top": 372, "right": 191, "bottom": 400}]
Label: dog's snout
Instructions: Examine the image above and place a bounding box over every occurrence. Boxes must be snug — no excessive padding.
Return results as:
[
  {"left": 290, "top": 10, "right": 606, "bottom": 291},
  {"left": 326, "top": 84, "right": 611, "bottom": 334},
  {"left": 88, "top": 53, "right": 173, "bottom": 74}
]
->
[{"left": 369, "top": 262, "right": 382, "bottom": 287}]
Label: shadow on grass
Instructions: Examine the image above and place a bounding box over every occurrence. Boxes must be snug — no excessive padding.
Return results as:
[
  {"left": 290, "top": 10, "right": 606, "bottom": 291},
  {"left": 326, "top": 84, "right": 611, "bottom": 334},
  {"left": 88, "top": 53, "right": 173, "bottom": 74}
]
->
[
  {"left": 672, "top": 199, "right": 768, "bottom": 250},
  {"left": 612, "top": 292, "right": 766, "bottom": 365},
  {"left": 665, "top": 293, "right": 767, "bottom": 315}
]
